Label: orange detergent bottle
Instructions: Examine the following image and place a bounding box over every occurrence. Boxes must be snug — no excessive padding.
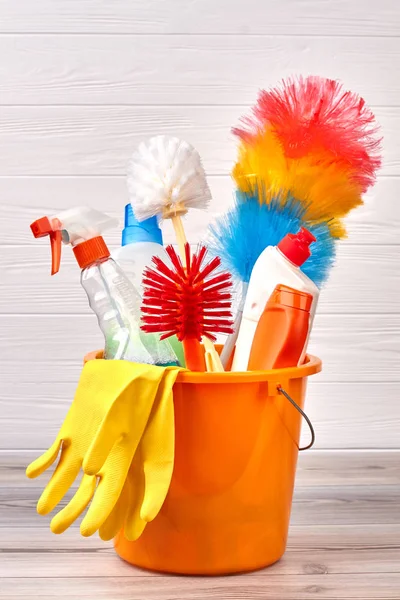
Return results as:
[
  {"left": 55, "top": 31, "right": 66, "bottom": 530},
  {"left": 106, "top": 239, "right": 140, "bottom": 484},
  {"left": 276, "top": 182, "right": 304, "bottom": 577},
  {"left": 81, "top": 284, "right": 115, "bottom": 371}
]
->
[{"left": 248, "top": 284, "right": 313, "bottom": 371}]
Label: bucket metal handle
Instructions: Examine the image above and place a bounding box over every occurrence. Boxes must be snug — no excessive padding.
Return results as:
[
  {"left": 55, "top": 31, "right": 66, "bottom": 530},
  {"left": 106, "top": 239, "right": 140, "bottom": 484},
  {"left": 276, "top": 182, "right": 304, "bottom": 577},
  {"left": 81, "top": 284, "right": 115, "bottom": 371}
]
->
[{"left": 277, "top": 385, "right": 315, "bottom": 451}]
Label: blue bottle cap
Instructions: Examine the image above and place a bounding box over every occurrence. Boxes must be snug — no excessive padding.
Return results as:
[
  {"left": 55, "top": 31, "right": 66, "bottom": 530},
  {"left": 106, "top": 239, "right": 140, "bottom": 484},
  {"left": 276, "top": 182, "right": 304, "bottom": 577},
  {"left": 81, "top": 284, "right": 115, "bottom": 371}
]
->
[{"left": 121, "top": 204, "right": 163, "bottom": 246}]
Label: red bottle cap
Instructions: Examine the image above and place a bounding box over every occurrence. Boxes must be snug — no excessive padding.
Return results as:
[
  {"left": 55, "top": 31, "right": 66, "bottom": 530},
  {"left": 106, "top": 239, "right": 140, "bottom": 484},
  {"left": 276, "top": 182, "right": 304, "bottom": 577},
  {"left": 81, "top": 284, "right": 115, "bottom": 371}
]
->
[
  {"left": 267, "top": 284, "right": 313, "bottom": 312},
  {"left": 73, "top": 236, "right": 110, "bottom": 269},
  {"left": 277, "top": 227, "right": 316, "bottom": 267}
]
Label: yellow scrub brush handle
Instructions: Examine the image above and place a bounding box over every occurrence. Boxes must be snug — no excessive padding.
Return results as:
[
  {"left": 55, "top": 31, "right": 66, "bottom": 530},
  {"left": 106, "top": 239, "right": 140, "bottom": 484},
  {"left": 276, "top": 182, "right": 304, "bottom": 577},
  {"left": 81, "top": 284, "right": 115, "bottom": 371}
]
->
[{"left": 203, "top": 337, "right": 224, "bottom": 373}]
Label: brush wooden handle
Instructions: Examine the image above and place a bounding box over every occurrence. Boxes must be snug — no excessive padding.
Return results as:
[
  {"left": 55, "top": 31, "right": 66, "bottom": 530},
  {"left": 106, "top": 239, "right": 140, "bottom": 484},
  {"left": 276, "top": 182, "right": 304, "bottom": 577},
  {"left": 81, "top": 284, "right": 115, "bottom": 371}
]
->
[
  {"left": 183, "top": 338, "right": 206, "bottom": 372},
  {"left": 170, "top": 215, "right": 188, "bottom": 267}
]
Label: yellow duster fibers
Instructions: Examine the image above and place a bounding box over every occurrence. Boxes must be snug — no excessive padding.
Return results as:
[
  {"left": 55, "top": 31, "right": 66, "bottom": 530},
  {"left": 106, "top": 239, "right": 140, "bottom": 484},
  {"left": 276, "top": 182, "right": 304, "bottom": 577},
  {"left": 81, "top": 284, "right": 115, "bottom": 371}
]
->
[{"left": 232, "top": 129, "right": 363, "bottom": 238}]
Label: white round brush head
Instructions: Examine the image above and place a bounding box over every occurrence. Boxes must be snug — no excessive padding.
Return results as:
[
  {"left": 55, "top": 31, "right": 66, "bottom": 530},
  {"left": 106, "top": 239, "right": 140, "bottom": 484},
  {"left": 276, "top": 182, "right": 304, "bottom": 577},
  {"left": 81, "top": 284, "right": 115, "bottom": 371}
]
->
[{"left": 127, "top": 135, "right": 212, "bottom": 221}]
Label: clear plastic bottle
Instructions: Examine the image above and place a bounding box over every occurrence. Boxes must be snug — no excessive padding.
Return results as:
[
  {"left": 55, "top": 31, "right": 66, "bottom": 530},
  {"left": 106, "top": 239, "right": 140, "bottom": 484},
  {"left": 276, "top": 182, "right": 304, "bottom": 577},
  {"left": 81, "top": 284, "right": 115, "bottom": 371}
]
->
[
  {"left": 80, "top": 254, "right": 150, "bottom": 362},
  {"left": 30, "top": 207, "right": 178, "bottom": 366}
]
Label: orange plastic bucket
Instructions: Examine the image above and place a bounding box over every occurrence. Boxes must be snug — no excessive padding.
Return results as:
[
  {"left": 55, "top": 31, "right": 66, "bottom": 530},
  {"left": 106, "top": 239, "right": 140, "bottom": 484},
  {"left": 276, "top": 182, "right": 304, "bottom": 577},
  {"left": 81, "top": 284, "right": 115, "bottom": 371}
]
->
[{"left": 85, "top": 350, "right": 321, "bottom": 575}]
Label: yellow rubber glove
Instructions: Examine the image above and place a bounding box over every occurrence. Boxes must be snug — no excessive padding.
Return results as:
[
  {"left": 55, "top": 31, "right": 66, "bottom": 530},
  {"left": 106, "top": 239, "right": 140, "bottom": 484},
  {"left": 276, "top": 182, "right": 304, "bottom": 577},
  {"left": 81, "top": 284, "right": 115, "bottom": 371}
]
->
[
  {"left": 98, "top": 368, "right": 180, "bottom": 541},
  {"left": 26, "top": 359, "right": 176, "bottom": 536},
  {"left": 98, "top": 450, "right": 146, "bottom": 542}
]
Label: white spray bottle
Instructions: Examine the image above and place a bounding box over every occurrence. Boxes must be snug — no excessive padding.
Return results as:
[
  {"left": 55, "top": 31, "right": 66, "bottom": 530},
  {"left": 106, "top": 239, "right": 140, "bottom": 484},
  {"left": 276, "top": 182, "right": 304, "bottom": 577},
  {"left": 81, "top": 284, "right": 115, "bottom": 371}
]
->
[
  {"left": 232, "top": 228, "right": 319, "bottom": 371},
  {"left": 30, "top": 207, "right": 179, "bottom": 366}
]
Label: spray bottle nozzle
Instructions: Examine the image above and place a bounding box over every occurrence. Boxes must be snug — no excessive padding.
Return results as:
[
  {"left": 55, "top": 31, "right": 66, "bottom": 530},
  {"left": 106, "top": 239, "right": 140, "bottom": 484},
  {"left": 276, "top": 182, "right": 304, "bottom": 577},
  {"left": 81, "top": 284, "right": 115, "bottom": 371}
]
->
[
  {"left": 30, "top": 216, "right": 53, "bottom": 238},
  {"left": 31, "top": 207, "right": 118, "bottom": 276},
  {"left": 30, "top": 217, "right": 63, "bottom": 275}
]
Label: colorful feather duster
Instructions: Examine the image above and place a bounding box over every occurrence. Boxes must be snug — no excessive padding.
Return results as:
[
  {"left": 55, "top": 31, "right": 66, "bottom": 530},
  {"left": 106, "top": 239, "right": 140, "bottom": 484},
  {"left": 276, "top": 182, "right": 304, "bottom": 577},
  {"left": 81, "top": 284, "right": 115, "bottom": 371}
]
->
[
  {"left": 207, "top": 189, "right": 336, "bottom": 367},
  {"left": 234, "top": 75, "right": 381, "bottom": 192},
  {"left": 232, "top": 128, "right": 361, "bottom": 237},
  {"left": 208, "top": 190, "right": 336, "bottom": 289},
  {"left": 232, "top": 75, "right": 382, "bottom": 237}
]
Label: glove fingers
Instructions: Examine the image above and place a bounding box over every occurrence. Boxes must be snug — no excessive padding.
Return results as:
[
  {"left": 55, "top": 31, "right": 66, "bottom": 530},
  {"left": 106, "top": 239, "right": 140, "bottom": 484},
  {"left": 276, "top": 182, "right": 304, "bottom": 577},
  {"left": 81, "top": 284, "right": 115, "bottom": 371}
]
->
[
  {"left": 140, "top": 369, "right": 179, "bottom": 522},
  {"left": 50, "top": 474, "right": 97, "bottom": 534},
  {"left": 99, "top": 474, "right": 131, "bottom": 542},
  {"left": 26, "top": 439, "right": 62, "bottom": 479},
  {"left": 140, "top": 390, "right": 175, "bottom": 522},
  {"left": 82, "top": 405, "right": 126, "bottom": 475},
  {"left": 124, "top": 455, "right": 146, "bottom": 542},
  {"left": 80, "top": 438, "right": 132, "bottom": 537},
  {"left": 37, "top": 444, "right": 81, "bottom": 515}
]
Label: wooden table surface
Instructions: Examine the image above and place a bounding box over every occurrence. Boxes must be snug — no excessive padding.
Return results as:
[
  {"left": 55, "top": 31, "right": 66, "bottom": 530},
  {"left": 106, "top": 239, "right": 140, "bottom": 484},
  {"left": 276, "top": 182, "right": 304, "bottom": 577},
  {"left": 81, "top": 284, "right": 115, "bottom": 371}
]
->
[{"left": 0, "top": 451, "right": 399, "bottom": 599}]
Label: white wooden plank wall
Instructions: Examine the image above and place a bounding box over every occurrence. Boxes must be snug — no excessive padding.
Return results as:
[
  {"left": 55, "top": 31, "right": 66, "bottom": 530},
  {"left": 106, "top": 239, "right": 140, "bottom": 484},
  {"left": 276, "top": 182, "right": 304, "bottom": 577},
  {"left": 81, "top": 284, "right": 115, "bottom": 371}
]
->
[{"left": 0, "top": 0, "right": 399, "bottom": 450}]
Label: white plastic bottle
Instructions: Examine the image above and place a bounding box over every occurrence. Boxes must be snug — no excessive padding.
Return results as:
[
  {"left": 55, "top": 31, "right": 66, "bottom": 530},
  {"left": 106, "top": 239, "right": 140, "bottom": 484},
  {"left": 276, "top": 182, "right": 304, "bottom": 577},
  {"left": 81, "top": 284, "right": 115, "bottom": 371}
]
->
[
  {"left": 30, "top": 207, "right": 178, "bottom": 366},
  {"left": 231, "top": 228, "right": 320, "bottom": 371},
  {"left": 113, "top": 204, "right": 170, "bottom": 292}
]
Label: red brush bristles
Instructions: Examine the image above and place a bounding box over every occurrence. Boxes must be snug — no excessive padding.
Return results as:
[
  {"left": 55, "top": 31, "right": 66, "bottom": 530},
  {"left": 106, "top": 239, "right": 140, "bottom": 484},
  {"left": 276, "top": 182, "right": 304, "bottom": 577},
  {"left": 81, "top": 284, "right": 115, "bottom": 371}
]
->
[
  {"left": 233, "top": 75, "right": 382, "bottom": 192},
  {"left": 141, "top": 243, "right": 234, "bottom": 343}
]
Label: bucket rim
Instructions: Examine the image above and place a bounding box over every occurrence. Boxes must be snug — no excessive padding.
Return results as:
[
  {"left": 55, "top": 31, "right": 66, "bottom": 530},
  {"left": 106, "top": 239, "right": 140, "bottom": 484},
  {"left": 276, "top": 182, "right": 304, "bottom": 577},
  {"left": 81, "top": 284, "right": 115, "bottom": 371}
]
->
[
  {"left": 84, "top": 350, "right": 322, "bottom": 384},
  {"left": 175, "top": 353, "right": 321, "bottom": 384}
]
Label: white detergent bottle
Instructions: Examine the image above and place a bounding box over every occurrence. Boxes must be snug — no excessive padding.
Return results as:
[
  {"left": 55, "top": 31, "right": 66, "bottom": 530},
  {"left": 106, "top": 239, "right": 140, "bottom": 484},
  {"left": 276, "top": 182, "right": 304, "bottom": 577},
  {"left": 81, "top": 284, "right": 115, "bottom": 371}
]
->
[
  {"left": 30, "top": 207, "right": 178, "bottom": 366},
  {"left": 113, "top": 204, "right": 170, "bottom": 292},
  {"left": 232, "top": 227, "right": 320, "bottom": 371}
]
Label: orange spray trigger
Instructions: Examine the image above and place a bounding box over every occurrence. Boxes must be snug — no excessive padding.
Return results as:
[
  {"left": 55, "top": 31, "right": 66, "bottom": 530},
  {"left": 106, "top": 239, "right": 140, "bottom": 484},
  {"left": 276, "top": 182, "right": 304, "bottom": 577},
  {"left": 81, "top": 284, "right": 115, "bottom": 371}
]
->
[{"left": 30, "top": 217, "right": 63, "bottom": 275}]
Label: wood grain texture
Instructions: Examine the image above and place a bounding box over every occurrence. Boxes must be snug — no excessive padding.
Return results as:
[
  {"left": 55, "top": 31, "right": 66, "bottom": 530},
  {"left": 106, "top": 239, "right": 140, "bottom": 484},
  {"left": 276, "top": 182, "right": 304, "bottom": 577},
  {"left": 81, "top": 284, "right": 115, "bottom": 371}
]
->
[
  {"left": 2, "top": 382, "right": 400, "bottom": 450},
  {"left": 2, "top": 244, "right": 399, "bottom": 315},
  {"left": 4, "top": 450, "right": 400, "bottom": 487},
  {"left": 0, "top": 0, "right": 398, "bottom": 35},
  {"left": 0, "top": 175, "right": 399, "bottom": 246},
  {"left": 0, "top": 314, "right": 399, "bottom": 450},
  {"left": 0, "top": 0, "right": 398, "bottom": 457},
  {"left": 1, "top": 521, "right": 400, "bottom": 550},
  {"left": 7, "top": 449, "right": 400, "bottom": 487},
  {"left": 0, "top": 34, "right": 398, "bottom": 105},
  {"left": 0, "top": 452, "right": 399, "bottom": 599},
  {"left": 0, "top": 105, "right": 397, "bottom": 176},
  {"left": 1, "top": 314, "right": 398, "bottom": 384},
  {"left": 1, "top": 547, "right": 400, "bottom": 578},
  {"left": 2, "top": 575, "right": 400, "bottom": 599},
  {"left": 10, "top": 483, "right": 398, "bottom": 528}
]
